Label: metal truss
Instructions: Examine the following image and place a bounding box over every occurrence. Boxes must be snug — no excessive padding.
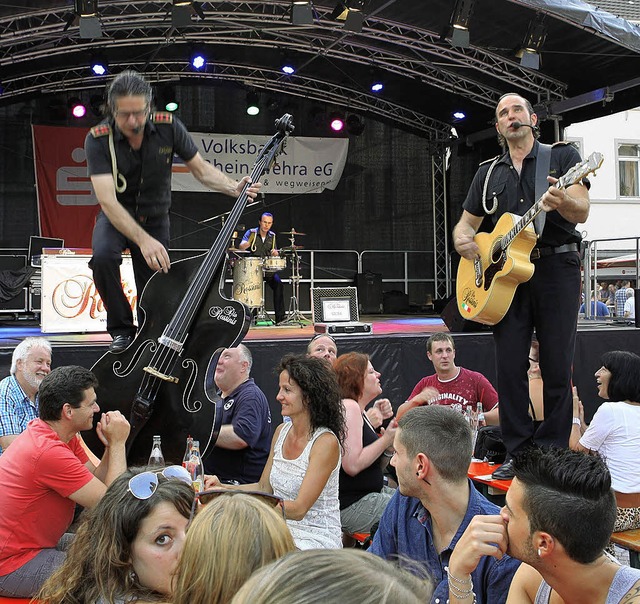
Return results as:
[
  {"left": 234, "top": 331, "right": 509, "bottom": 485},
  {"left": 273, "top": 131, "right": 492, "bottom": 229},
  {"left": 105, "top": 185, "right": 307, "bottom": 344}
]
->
[
  {"left": 0, "top": 0, "right": 568, "bottom": 135},
  {"left": 431, "top": 147, "right": 451, "bottom": 298}
]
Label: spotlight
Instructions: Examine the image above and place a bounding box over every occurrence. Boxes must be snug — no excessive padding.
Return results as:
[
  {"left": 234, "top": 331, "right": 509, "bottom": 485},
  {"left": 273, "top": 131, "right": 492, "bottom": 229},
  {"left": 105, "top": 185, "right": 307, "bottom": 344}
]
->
[
  {"left": 330, "top": 0, "right": 366, "bottom": 33},
  {"left": 157, "top": 85, "right": 179, "bottom": 112},
  {"left": 346, "top": 114, "right": 365, "bottom": 135},
  {"left": 443, "top": 0, "right": 474, "bottom": 48},
  {"left": 89, "top": 94, "right": 105, "bottom": 116},
  {"left": 74, "top": 0, "right": 97, "bottom": 17},
  {"left": 517, "top": 14, "right": 546, "bottom": 70},
  {"left": 371, "top": 81, "right": 383, "bottom": 93},
  {"left": 190, "top": 49, "right": 207, "bottom": 71},
  {"left": 281, "top": 59, "right": 296, "bottom": 75},
  {"left": 69, "top": 97, "right": 87, "bottom": 118},
  {"left": 329, "top": 112, "right": 345, "bottom": 132},
  {"left": 246, "top": 92, "right": 260, "bottom": 116},
  {"left": 90, "top": 56, "right": 107, "bottom": 76},
  {"left": 453, "top": 111, "right": 466, "bottom": 120},
  {"left": 291, "top": 1, "right": 314, "bottom": 25}
]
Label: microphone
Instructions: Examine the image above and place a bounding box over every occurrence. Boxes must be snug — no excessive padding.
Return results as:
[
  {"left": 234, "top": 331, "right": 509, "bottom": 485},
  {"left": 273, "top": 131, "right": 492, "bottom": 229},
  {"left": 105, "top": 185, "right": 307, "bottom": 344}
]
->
[{"left": 511, "top": 121, "right": 534, "bottom": 130}]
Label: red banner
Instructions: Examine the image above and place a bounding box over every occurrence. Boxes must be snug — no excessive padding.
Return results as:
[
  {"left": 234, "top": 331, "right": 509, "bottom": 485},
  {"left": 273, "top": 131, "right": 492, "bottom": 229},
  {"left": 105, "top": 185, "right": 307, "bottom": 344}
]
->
[{"left": 32, "top": 125, "right": 100, "bottom": 247}]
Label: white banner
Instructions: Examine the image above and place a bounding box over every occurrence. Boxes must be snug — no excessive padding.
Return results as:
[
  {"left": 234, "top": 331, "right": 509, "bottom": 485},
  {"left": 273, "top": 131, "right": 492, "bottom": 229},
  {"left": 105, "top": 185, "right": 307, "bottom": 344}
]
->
[
  {"left": 171, "top": 134, "right": 349, "bottom": 194},
  {"left": 41, "top": 251, "right": 137, "bottom": 334}
]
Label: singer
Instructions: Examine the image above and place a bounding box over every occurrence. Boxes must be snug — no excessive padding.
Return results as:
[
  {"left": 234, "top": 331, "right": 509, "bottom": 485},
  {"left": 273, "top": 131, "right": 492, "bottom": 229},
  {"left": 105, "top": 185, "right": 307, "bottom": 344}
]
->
[
  {"left": 452, "top": 93, "right": 590, "bottom": 479},
  {"left": 84, "top": 71, "right": 261, "bottom": 352}
]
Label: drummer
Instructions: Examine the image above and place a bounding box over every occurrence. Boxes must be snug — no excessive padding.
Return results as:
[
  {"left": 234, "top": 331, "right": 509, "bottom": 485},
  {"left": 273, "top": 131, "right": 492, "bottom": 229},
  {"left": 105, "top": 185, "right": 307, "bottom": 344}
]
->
[{"left": 239, "top": 213, "right": 286, "bottom": 324}]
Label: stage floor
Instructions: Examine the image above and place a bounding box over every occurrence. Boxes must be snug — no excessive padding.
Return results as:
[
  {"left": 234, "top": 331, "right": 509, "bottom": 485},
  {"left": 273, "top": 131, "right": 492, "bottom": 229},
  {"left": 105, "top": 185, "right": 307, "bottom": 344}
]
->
[{"left": 0, "top": 314, "right": 448, "bottom": 349}]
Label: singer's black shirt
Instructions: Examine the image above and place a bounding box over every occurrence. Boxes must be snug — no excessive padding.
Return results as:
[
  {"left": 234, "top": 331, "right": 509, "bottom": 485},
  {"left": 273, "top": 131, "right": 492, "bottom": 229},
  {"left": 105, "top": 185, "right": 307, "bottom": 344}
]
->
[
  {"left": 462, "top": 140, "right": 588, "bottom": 248},
  {"left": 85, "top": 114, "right": 198, "bottom": 218}
]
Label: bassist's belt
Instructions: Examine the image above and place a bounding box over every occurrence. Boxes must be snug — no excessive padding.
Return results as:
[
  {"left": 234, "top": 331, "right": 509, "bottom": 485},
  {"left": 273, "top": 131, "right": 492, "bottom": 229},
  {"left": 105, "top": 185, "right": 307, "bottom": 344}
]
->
[{"left": 530, "top": 243, "right": 579, "bottom": 260}]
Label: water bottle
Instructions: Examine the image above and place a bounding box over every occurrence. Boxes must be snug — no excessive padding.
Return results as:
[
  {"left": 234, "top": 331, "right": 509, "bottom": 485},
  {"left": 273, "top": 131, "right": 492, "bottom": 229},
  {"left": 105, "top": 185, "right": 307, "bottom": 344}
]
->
[
  {"left": 476, "top": 402, "right": 486, "bottom": 428},
  {"left": 148, "top": 435, "right": 165, "bottom": 469},
  {"left": 182, "top": 435, "right": 194, "bottom": 470},
  {"left": 188, "top": 440, "right": 205, "bottom": 493}
]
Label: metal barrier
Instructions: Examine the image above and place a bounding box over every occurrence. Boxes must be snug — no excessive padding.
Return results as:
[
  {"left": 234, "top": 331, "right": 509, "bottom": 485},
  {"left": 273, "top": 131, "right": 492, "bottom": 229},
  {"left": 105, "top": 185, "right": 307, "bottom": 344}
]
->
[{"left": 583, "top": 237, "right": 639, "bottom": 322}]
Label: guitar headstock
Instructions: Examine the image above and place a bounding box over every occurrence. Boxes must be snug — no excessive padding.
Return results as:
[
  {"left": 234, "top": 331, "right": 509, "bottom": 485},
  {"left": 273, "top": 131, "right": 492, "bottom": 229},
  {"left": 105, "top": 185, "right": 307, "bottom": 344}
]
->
[{"left": 558, "top": 151, "right": 604, "bottom": 189}]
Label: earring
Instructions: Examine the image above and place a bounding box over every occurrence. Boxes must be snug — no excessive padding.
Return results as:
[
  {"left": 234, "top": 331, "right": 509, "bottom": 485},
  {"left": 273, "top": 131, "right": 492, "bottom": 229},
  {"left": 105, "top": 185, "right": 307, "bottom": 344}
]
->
[
  {"left": 129, "top": 569, "right": 137, "bottom": 582},
  {"left": 416, "top": 472, "right": 420, "bottom": 476},
  {"left": 537, "top": 549, "right": 541, "bottom": 557}
]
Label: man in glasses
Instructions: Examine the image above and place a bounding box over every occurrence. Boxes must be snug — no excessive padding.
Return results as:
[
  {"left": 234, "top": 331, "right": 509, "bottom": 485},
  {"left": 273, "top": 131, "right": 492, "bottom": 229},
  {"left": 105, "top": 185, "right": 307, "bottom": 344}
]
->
[
  {"left": 0, "top": 365, "right": 130, "bottom": 598},
  {"left": 85, "top": 70, "right": 262, "bottom": 352},
  {"left": 203, "top": 345, "right": 271, "bottom": 484}
]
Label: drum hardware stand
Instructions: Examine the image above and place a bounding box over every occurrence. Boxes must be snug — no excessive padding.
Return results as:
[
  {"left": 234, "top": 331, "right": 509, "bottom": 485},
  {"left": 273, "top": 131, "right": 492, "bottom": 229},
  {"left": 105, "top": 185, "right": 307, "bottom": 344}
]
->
[
  {"left": 254, "top": 278, "right": 275, "bottom": 326},
  {"left": 279, "top": 230, "right": 311, "bottom": 326}
]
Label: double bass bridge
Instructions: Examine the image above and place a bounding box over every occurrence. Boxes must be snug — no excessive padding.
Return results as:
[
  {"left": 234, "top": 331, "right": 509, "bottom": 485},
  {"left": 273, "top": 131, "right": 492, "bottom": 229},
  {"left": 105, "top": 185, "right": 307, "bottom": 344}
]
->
[{"left": 143, "top": 365, "right": 179, "bottom": 384}]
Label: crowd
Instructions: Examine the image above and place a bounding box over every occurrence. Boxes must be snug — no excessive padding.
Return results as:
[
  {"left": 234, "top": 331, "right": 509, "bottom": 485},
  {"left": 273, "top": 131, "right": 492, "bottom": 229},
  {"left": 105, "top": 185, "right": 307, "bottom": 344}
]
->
[{"left": 0, "top": 331, "right": 639, "bottom": 604}]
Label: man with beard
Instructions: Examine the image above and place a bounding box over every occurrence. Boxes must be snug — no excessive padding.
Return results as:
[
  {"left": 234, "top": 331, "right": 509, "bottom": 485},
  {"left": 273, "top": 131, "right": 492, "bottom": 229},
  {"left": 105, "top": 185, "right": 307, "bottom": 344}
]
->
[
  {"left": 451, "top": 447, "right": 640, "bottom": 603},
  {"left": 0, "top": 337, "right": 52, "bottom": 454}
]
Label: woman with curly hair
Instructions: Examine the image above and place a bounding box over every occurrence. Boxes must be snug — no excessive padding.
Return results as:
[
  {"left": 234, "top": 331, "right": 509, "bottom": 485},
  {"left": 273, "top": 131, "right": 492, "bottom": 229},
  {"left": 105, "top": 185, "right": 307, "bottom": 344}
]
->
[
  {"left": 39, "top": 466, "right": 194, "bottom": 604},
  {"left": 209, "top": 354, "right": 346, "bottom": 549},
  {"left": 334, "top": 352, "right": 397, "bottom": 534},
  {"left": 172, "top": 492, "right": 295, "bottom": 604}
]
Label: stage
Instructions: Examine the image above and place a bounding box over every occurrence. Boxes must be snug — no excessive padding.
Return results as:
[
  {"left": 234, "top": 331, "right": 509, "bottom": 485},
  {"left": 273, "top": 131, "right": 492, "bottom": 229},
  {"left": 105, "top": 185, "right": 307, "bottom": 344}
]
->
[{"left": 1, "top": 314, "right": 638, "bottom": 424}]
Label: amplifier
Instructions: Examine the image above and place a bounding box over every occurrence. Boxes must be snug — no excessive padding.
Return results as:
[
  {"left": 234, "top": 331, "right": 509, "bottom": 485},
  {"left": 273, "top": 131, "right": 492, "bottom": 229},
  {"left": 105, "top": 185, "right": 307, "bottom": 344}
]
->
[{"left": 314, "top": 322, "right": 373, "bottom": 336}]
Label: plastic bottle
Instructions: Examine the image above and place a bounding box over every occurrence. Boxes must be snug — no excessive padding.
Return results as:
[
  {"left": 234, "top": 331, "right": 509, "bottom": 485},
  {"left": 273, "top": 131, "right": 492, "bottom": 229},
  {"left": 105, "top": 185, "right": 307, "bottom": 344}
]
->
[
  {"left": 182, "top": 435, "right": 194, "bottom": 470},
  {"left": 148, "top": 435, "right": 165, "bottom": 469},
  {"left": 476, "top": 402, "right": 486, "bottom": 428},
  {"left": 188, "top": 440, "right": 205, "bottom": 493}
]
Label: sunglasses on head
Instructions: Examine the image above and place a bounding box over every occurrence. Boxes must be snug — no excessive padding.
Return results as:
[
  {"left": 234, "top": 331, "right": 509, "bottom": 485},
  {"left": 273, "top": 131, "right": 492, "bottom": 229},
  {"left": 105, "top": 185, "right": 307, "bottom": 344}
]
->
[
  {"left": 188, "top": 489, "right": 286, "bottom": 526},
  {"left": 128, "top": 465, "right": 193, "bottom": 500}
]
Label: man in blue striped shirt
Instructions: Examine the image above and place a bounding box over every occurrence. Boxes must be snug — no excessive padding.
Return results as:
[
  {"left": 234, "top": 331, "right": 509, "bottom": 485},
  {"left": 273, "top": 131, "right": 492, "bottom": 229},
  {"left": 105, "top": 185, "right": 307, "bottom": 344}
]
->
[{"left": 0, "top": 337, "right": 52, "bottom": 453}]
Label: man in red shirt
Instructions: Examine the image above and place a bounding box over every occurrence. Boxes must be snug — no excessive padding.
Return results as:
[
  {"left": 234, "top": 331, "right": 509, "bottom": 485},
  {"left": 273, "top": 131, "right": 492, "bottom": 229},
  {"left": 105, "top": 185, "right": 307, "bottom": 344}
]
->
[
  {"left": 0, "top": 365, "right": 130, "bottom": 598},
  {"left": 397, "top": 333, "right": 499, "bottom": 424}
]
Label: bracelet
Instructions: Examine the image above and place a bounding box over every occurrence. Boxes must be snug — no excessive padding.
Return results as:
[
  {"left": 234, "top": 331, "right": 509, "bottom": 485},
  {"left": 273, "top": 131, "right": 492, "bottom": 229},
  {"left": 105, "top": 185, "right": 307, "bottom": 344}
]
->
[
  {"left": 447, "top": 568, "right": 476, "bottom": 602},
  {"left": 446, "top": 568, "right": 472, "bottom": 586}
]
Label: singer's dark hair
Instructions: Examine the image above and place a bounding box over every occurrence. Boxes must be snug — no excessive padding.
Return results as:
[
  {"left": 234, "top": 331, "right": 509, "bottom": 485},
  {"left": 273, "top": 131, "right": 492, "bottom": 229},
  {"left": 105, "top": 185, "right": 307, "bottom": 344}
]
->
[
  {"left": 107, "top": 70, "right": 153, "bottom": 116},
  {"left": 495, "top": 92, "right": 540, "bottom": 147}
]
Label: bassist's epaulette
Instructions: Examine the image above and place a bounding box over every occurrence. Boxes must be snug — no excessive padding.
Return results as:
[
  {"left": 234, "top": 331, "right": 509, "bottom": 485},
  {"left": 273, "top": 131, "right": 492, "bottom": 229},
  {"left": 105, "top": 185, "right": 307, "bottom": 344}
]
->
[
  {"left": 90, "top": 124, "right": 111, "bottom": 138},
  {"left": 152, "top": 112, "right": 174, "bottom": 124},
  {"left": 479, "top": 155, "right": 500, "bottom": 166}
]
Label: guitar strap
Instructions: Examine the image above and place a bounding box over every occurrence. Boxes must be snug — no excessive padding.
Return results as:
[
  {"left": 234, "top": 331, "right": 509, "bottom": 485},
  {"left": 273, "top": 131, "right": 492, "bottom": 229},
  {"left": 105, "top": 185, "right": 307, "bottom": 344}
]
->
[{"left": 534, "top": 143, "right": 552, "bottom": 238}]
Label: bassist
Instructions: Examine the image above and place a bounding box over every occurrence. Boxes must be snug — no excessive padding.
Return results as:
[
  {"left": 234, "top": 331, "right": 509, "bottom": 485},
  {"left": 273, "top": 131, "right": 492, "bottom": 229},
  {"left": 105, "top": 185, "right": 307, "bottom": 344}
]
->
[{"left": 453, "top": 93, "right": 590, "bottom": 479}]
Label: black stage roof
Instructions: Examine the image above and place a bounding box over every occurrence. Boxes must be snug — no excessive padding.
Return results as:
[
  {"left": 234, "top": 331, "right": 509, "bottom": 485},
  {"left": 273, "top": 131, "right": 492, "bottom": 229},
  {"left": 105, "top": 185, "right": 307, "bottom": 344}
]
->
[{"left": 1, "top": 0, "right": 640, "bottom": 139}]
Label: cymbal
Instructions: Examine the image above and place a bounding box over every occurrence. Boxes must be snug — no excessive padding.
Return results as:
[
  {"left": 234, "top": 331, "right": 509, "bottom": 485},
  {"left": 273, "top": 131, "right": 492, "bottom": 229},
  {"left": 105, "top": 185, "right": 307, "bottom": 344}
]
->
[
  {"left": 227, "top": 247, "right": 249, "bottom": 253},
  {"left": 280, "top": 230, "right": 306, "bottom": 236},
  {"left": 280, "top": 245, "right": 304, "bottom": 251}
]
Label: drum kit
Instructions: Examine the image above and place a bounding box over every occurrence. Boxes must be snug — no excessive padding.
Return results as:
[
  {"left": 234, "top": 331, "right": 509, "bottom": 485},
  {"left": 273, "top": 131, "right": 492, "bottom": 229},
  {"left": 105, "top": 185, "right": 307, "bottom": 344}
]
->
[{"left": 228, "top": 228, "right": 309, "bottom": 326}]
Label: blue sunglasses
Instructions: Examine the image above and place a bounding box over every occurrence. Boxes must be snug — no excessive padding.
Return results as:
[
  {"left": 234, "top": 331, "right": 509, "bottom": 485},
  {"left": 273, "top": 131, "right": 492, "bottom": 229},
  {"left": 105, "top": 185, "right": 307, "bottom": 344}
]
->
[{"left": 128, "top": 465, "right": 193, "bottom": 500}]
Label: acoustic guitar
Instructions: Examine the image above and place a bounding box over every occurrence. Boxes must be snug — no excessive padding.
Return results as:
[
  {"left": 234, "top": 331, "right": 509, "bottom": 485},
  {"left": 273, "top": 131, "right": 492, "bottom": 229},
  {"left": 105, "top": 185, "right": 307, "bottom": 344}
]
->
[{"left": 456, "top": 151, "right": 604, "bottom": 326}]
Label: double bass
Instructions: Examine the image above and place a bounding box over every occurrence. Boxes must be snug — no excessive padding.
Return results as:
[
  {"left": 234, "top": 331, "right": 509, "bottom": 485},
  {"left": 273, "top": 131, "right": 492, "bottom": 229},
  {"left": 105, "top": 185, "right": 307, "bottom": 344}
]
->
[{"left": 84, "top": 114, "right": 295, "bottom": 465}]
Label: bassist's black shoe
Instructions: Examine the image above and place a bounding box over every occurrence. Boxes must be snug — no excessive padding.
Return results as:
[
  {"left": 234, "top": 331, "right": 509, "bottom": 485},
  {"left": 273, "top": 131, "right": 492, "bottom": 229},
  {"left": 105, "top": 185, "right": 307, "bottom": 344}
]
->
[
  {"left": 109, "top": 335, "right": 133, "bottom": 353},
  {"left": 492, "top": 459, "right": 515, "bottom": 480}
]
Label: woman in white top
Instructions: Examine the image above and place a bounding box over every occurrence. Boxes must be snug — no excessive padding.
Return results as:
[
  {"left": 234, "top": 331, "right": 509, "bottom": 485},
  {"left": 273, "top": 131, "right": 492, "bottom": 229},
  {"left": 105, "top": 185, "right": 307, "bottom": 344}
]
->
[
  {"left": 571, "top": 350, "right": 640, "bottom": 545},
  {"left": 209, "top": 354, "right": 346, "bottom": 549}
]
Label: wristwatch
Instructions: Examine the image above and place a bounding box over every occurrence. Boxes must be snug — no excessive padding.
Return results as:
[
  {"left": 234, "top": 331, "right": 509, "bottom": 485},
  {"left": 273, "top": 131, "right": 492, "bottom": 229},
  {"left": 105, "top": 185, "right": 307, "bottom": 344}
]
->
[{"left": 572, "top": 417, "right": 582, "bottom": 426}]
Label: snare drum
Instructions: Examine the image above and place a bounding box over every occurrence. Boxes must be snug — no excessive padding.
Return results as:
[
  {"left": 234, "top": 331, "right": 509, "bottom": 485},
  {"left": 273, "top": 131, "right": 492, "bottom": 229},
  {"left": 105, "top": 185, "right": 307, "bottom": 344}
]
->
[
  {"left": 232, "top": 257, "right": 264, "bottom": 308},
  {"left": 263, "top": 257, "right": 287, "bottom": 273}
]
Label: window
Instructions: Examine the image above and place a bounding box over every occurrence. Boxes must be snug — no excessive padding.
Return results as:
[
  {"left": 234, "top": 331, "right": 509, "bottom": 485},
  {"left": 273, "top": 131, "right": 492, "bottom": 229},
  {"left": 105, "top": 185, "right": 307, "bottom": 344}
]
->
[{"left": 618, "top": 142, "right": 640, "bottom": 198}]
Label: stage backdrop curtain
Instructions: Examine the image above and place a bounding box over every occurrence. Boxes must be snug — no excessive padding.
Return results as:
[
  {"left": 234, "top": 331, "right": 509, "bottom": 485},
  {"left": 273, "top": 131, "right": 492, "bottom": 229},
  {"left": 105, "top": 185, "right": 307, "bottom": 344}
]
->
[{"left": 32, "top": 125, "right": 99, "bottom": 247}]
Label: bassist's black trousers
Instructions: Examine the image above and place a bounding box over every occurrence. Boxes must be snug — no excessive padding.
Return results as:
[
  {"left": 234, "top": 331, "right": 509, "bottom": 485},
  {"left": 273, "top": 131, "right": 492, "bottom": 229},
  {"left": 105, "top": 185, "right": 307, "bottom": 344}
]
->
[
  {"left": 493, "top": 251, "right": 581, "bottom": 456},
  {"left": 90, "top": 211, "right": 170, "bottom": 338}
]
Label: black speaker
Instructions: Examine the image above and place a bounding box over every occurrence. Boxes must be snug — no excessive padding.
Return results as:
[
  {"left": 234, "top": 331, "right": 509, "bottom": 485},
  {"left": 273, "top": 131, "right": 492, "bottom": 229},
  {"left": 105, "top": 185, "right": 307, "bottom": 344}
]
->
[
  {"left": 355, "top": 272, "right": 383, "bottom": 314},
  {"left": 440, "top": 298, "right": 491, "bottom": 333}
]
